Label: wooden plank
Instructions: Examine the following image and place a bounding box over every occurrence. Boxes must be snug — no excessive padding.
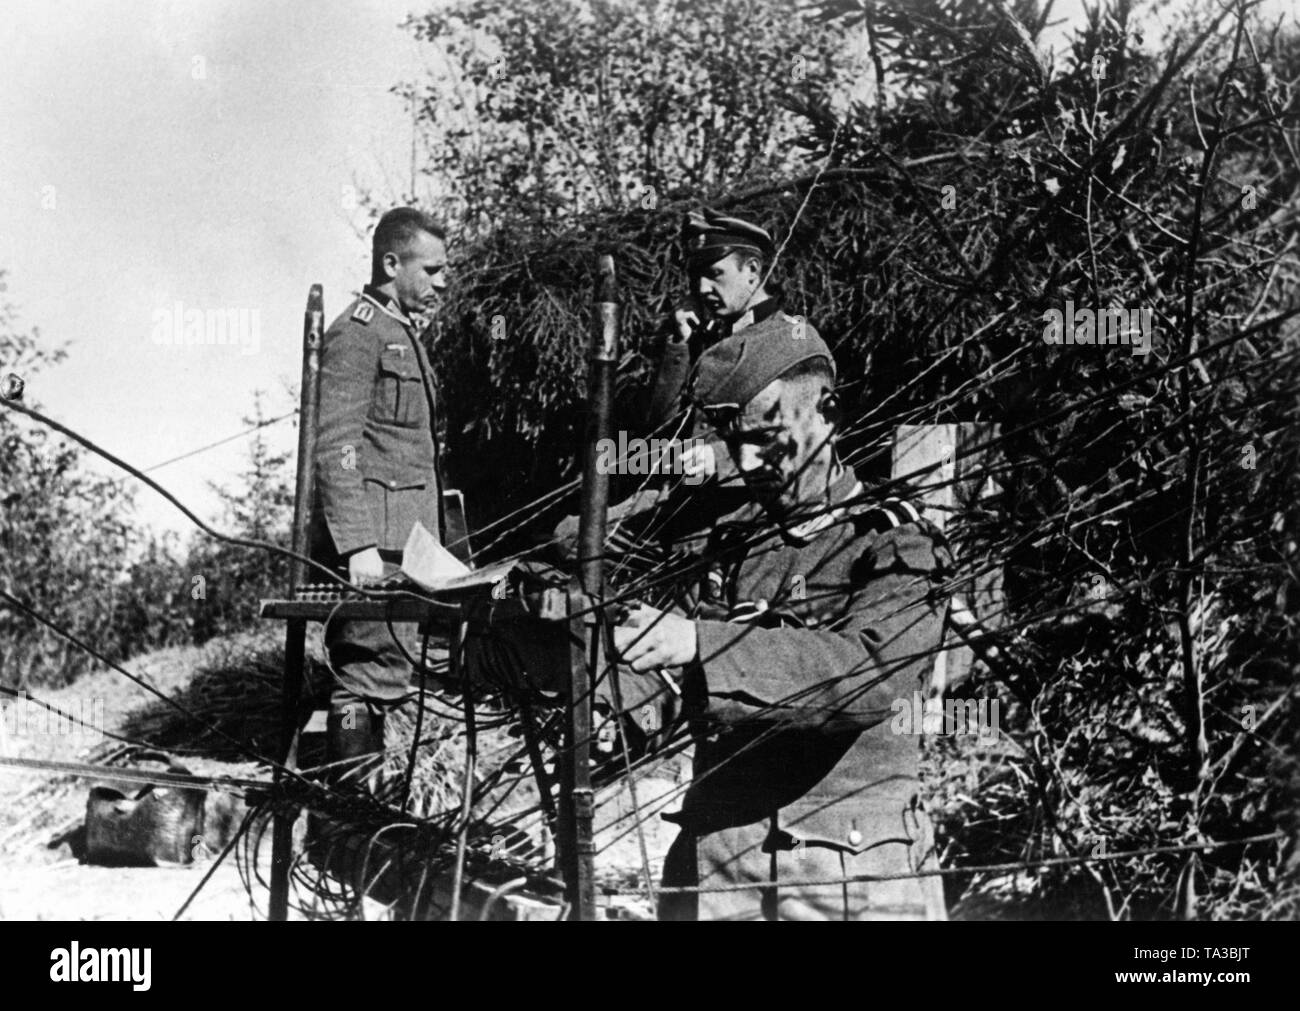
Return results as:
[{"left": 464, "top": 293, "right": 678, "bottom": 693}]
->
[
  {"left": 892, "top": 423, "right": 1004, "bottom": 704},
  {"left": 892, "top": 425, "right": 956, "bottom": 722},
  {"left": 892, "top": 424, "right": 957, "bottom": 530},
  {"left": 258, "top": 599, "right": 456, "bottom": 623},
  {"left": 949, "top": 423, "right": 1004, "bottom": 692}
]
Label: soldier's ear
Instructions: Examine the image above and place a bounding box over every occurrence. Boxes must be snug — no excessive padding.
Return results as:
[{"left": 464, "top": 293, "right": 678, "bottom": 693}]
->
[
  {"left": 818, "top": 388, "right": 842, "bottom": 429},
  {"left": 382, "top": 250, "right": 402, "bottom": 281}
]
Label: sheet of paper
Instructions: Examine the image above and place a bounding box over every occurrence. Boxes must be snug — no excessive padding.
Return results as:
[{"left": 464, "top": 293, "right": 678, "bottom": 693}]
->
[{"left": 400, "top": 521, "right": 471, "bottom": 590}]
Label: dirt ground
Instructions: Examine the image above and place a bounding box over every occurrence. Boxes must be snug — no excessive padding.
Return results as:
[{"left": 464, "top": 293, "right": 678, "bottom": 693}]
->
[
  {"left": 0, "top": 631, "right": 683, "bottom": 920},
  {"left": 0, "top": 633, "right": 287, "bottom": 920}
]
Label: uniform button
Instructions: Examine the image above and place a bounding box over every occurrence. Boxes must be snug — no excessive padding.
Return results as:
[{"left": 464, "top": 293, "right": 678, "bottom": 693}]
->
[
  {"left": 847, "top": 829, "right": 863, "bottom": 847},
  {"left": 388, "top": 480, "right": 397, "bottom": 488}
]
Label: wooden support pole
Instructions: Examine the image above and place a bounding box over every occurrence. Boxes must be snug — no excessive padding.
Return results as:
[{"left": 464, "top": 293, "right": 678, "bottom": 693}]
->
[
  {"left": 270, "top": 619, "right": 304, "bottom": 921},
  {"left": 289, "top": 284, "right": 325, "bottom": 595},
  {"left": 448, "top": 612, "right": 476, "bottom": 922},
  {"left": 559, "top": 255, "right": 619, "bottom": 920},
  {"left": 269, "top": 284, "right": 324, "bottom": 922}
]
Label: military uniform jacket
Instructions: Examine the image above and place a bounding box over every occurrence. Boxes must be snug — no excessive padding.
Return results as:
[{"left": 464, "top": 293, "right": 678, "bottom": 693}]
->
[
  {"left": 659, "top": 467, "right": 951, "bottom": 921},
  {"left": 312, "top": 287, "right": 443, "bottom": 562}
]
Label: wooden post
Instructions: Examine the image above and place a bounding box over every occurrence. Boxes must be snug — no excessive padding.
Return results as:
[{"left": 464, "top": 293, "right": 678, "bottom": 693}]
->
[
  {"left": 558, "top": 256, "right": 619, "bottom": 921},
  {"left": 269, "top": 284, "right": 324, "bottom": 921},
  {"left": 288, "top": 284, "right": 325, "bottom": 596}
]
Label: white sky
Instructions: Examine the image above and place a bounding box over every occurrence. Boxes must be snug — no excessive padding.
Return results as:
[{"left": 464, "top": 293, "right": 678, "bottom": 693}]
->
[
  {"left": 0, "top": 0, "right": 429, "bottom": 539},
  {"left": 0, "top": 0, "right": 1290, "bottom": 543}
]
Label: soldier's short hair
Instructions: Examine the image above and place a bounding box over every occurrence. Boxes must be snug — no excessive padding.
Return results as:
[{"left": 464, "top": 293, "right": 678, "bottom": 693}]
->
[{"left": 371, "top": 207, "right": 446, "bottom": 282}]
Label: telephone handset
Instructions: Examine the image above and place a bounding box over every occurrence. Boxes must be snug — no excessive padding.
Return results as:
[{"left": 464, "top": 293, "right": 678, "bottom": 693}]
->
[{"left": 687, "top": 296, "right": 725, "bottom": 344}]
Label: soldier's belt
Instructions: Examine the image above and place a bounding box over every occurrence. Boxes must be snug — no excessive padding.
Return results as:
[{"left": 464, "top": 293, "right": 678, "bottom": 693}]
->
[
  {"left": 660, "top": 812, "right": 875, "bottom": 859},
  {"left": 762, "top": 826, "right": 872, "bottom": 859}
]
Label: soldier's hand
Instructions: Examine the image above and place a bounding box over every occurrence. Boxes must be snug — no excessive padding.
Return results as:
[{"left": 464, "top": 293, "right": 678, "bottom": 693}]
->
[
  {"left": 613, "top": 604, "right": 697, "bottom": 673},
  {"left": 348, "top": 547, "right": 385, "bottom": 587},
  {"left": 670, "top": 306, "right": 700, "bottom": 344},
  {"left": 680, "top": 441, "right": 716, "bottom": 483}
]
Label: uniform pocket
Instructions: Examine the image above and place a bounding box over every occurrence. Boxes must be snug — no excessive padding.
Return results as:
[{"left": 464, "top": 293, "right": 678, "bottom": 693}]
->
[
  {"left": 364, "top": 476, "right": 433, "bottom": 552},
  {"left": 372, "top": 347, "right": 426, "bottom": 428}
]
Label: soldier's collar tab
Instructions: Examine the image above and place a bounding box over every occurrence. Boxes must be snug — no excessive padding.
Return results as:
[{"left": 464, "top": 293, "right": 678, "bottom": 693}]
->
[
  {"left": 731, "top": 297, "right": 782, "bottom": 334},
  {"left": 360, "top": 286, "right": 416, "bottom": 328}
]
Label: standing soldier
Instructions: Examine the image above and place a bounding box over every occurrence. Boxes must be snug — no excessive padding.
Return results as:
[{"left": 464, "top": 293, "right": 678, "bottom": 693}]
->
[
  {"left": 575, "top": 209, "right": 826, "bottom": 579},
  {"left": 638, "top": 207, "right": 820, "bottom": 488},
  {"left": 311, "top": 207, "right": 449, "bottom": 784}
]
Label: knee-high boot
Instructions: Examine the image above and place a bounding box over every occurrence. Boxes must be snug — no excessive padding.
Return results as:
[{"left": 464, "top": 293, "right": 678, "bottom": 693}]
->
[
  {"left": 326, "top": 702, "right": 386, "bottom": 789},
  {"left": 307, "top": 703, "right": 386, "bottom": 869}
]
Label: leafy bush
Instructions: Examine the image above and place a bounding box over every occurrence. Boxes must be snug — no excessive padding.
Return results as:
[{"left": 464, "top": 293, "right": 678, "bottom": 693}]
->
[
  {"left": 0, "top": 283, "right": 193, "bottom": 687},
  {"left": 399, "top": 0, "right": 848, "bottom": 233},
  {"left": 402, "top": 0, "right": 1299, "bottom": 918}
]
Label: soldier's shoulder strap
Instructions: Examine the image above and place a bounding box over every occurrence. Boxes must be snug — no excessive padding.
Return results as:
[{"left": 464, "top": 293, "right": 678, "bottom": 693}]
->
[
  {"left": 349, "top": 298, "right": 376, "bottom": 326},
  {"left": 342, "top": 292, "right": 408, "bottom": 330},
  {"left": 324, "top": 296, "right": 377, "bottom": 337},
  {"left": 849, "top": 496, "right": 954, "bottom": 578},
  {"left": 850, "top": 496, "right": 925, "bottom": 535}
]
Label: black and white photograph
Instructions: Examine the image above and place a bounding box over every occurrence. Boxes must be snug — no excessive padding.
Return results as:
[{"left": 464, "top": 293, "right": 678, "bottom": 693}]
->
[{"left": 0, "top": 0, "right": 1296, "bottom": 959}]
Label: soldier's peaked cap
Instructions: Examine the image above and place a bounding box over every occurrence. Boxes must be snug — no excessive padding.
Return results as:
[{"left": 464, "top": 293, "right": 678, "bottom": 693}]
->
[
  {"left": 682, "top": 208, "right": 775, "bottom": 268},
  {"left": 693, "top": 326, "right": 836, "bottom": 415}
]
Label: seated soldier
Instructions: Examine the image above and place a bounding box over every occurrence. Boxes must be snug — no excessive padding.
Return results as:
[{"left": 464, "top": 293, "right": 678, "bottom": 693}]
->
[{"left": 466, "top": 331, "right": 952, "bottom": 921}]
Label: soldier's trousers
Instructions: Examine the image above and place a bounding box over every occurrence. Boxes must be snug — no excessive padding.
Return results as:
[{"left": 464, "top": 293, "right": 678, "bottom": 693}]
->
[
  {"left": 657, "top": 800, "right": 948, "bottom": 921},
  {"left": 324, "top": 613, "right": 420, "bottom": 711},
  {"left": 322, "top": 554, "right": 448, "bottom": 712}
]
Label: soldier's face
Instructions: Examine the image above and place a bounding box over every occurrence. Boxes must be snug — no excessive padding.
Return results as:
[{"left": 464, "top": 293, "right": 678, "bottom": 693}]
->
[
  {"left": 728, "top": 377, "right": 835, "bottom": 516},
  {"left": 691, "top": 252, "right": 762, "bottom": 318},
  {"left": 386, "top": 231, "right": 448, "bottom": 315}
]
